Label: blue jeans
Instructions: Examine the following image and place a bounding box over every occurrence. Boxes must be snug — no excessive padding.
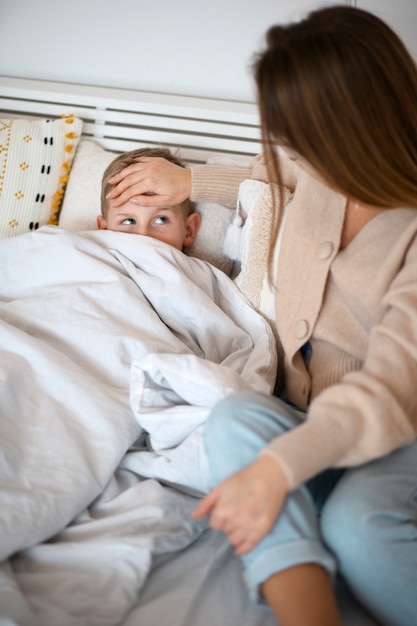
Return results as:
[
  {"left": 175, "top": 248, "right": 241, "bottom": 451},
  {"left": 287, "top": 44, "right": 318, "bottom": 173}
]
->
[{"left": 203, "top": 391, "right": 417, "bottom": 626}]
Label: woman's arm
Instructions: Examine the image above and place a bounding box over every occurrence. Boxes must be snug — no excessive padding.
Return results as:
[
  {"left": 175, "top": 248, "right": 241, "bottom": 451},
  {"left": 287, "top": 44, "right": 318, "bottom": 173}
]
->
[{"left": 106, "top": 156, "right": 254, "bottom": 209}]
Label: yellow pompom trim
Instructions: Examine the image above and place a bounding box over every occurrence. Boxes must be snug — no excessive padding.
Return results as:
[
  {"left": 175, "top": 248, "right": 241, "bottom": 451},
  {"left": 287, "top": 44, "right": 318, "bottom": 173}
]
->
[{"left": 48, "top": 114, "right": 80, "bottom": 225}]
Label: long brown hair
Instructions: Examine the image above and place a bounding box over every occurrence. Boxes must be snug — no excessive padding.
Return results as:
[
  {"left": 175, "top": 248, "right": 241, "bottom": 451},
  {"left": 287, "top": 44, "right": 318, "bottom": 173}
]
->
[{"left": 253, "top": 5, "right": 417, "bottom": 271}]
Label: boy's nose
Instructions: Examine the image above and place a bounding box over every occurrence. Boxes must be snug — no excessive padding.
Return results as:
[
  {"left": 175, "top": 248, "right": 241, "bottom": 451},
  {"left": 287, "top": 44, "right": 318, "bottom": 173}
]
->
[{"left": 135, "top": 225, "right": 150, "bottom": 237}]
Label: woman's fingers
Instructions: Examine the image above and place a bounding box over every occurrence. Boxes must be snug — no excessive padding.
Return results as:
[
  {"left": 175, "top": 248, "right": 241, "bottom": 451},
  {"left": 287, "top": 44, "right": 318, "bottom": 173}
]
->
[{"left": 191, "top": 488, "right": 219, "bottom": 519}]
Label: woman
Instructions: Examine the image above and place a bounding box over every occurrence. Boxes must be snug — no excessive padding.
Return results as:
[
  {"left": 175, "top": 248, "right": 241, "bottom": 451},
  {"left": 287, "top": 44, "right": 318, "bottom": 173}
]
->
[{"left": 107, "top": 6, "right": 417, "bottom": 626}]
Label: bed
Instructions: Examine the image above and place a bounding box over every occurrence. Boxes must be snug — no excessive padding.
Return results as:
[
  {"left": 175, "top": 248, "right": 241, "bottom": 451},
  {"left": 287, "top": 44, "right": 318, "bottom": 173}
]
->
[{"left": 0, "top": 76, "right": 379, "bottom": 626}]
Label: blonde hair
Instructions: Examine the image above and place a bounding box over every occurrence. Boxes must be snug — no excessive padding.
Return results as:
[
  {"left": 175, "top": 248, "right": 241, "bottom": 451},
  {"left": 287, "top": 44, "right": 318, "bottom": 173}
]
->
[
  {"left": 252, "top": 6, "right": 417, "bottom": 272},
  {"left": 101, "top": 147, "right": 191, "bottom": 217}
]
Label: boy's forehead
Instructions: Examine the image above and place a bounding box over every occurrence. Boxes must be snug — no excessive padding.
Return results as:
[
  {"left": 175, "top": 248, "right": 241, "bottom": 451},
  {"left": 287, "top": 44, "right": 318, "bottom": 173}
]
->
[{"left": 109, "top": 201, "right": 184, "bottom": 216}]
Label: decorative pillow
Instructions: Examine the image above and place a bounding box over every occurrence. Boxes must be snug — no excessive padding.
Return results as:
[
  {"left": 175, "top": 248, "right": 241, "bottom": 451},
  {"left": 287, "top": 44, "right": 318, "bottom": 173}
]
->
[
  {"left": 59, "top": 139, "right": 244, "bottom": 275},
  {"left": 0, "top": 115, "right": 82, "bottom": 238}
]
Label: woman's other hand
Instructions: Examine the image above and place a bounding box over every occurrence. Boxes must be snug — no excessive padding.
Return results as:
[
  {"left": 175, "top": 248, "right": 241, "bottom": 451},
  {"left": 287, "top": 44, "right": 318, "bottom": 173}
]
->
[
  {"left": 106, "top": 157, "right": 192, "bottom": 208},
  {"left": 192, "top": 455, "right": 289, "bottom": 555}
]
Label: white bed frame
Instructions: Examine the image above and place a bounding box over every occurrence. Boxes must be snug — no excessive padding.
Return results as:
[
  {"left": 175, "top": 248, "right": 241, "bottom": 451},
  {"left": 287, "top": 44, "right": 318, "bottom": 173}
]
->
[{"left": 0, "top": 76, "right": 261, "bottom": 163}]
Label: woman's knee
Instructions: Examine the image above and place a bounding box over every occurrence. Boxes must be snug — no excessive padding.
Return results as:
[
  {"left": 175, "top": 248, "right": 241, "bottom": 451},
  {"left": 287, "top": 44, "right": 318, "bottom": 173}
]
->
[
  {"left": 203, "top": 391, "right": 300, "bottom": 482},
  {"left": 205, "top": 391, "right": 301, "bottom": 447}
]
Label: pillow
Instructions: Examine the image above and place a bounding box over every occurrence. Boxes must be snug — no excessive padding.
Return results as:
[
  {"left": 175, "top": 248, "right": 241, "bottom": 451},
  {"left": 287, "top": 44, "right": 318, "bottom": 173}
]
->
[
  {"left": 59, "top": 139, "right": 243, "bottom": 275},
  {"left": 0, "top": 116, "right": 82, "bottom": 238},
  {"left": 224, "top": 179, "right": 293, "bottom": 395},
  {"left": 58, "top": 139, "right": 115, "bottom": 231},
  {"left": 224, "top": 179, "right": 293, "bottom": 329}
]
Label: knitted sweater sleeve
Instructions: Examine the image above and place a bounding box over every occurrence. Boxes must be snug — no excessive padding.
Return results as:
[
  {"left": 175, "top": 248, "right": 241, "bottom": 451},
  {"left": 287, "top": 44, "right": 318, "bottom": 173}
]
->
[{"left": 190, "top": 155, "right": 266, "bottom": 209}]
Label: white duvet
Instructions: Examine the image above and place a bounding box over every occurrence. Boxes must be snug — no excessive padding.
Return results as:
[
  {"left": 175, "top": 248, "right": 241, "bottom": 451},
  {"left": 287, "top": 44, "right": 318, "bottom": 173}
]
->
[{"left": 0, "top": 227, "right": 277, "bottom": 626}]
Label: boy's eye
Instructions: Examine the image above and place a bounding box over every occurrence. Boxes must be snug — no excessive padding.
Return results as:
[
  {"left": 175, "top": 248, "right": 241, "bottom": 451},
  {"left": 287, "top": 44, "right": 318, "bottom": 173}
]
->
[
  {"left": 121, "top": 218, "right": 136, "bottom": 225},
  {"left": 154, "top": 216, "right": 168, "bottom": 225}
]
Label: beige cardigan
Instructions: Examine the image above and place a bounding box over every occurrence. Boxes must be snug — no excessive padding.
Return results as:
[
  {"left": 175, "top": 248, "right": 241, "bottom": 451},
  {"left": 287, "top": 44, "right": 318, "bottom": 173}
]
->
[{"left": 191, "top": 155, "right": 417, "bottom": 490}]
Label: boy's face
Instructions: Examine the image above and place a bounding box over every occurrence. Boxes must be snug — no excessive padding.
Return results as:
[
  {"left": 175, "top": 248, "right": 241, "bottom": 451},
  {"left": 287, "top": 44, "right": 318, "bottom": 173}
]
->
[{"left": 97, "top": 200, "right": 200, "bottom": 250}]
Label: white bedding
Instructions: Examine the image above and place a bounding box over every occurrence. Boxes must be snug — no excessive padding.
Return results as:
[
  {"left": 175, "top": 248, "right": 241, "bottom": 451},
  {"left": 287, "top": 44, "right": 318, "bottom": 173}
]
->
[{"left": 0, "top": 226, "right": 277, "bottom": 626}]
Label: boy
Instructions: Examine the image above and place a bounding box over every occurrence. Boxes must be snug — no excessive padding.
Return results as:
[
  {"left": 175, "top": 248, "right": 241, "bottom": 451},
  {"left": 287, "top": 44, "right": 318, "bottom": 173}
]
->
[{"left": 98, "top": 147, "right": 201, "bottom": 251}]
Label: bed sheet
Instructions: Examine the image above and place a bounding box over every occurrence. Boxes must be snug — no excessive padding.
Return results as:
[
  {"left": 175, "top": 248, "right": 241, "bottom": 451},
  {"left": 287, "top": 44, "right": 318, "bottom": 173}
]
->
[{"left": 124, "top": 527, "right": 379, "bottom": 626}]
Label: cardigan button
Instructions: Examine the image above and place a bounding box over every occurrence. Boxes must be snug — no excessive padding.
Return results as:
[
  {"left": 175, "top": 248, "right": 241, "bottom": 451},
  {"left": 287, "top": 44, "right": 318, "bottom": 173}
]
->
[
  {"left": 318, "top": 241, "right": 334, "bottom": 260},
  {"left": 295, "top": 319, "right": 309, "bottom": 339}
]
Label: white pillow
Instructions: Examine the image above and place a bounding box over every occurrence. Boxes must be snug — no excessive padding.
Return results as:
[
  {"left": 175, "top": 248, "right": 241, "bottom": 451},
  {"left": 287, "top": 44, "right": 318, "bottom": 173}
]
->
[
  {"left": 59, "top": 139, "right": 240, "bottom": 274},
  {"left": 58, "top": 139, "right": 114, "bottom": 231}
]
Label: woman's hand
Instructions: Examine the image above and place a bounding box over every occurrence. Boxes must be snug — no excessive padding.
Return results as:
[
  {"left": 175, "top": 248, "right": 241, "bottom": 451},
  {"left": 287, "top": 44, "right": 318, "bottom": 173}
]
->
[
  {"left": 106, "top": 157, "right": 192, "bottom": 208},
  {"left": 192, "top": 455, "right": 289, "bottom": 555}
]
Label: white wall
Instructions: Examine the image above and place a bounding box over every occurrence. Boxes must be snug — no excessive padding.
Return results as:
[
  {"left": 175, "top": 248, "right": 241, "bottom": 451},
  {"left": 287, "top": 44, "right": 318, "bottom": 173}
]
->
[
  {"left": 0, "top": 0, "right": 415, "bottom": 103},
  {"left": 358, "top": 0, "right": 417, "bottom": 63}
]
